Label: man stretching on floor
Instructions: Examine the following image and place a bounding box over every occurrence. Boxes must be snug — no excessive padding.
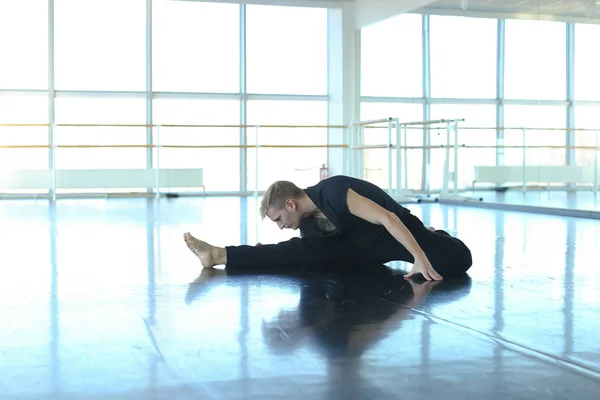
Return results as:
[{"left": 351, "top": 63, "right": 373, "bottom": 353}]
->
[{"left": 183, "top": 175, "right": 473, "bottom": 281}]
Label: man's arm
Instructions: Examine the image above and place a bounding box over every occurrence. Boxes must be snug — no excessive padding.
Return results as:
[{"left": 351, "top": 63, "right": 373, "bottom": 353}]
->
[
  {"left": 346, "top": 188, "right": 442, "bottom": 281},
  {"left": 346, "top": 189, "right": 425, "bottom": 259}
]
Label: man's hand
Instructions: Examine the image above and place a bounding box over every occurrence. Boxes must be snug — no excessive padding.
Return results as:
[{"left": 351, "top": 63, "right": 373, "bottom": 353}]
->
[{"left": 404, "top": 254, "right": 443, "bottom": 281}]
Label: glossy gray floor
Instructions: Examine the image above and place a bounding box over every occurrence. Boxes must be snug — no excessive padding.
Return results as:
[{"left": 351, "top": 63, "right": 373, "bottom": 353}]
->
[
  {"left": 445, "top": 190, "right": 600, "bottom": 219},
  {"left": 1, "top": 197, "right": 599, "bottom": 399},
  {"left": 471, "top": 189, "right": 600, "bottom": 212}
]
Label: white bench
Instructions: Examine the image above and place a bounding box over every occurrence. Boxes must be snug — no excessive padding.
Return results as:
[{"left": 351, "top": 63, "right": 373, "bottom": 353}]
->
[{"left": 0, "top": 168, "right": 203, "bottom": 192}]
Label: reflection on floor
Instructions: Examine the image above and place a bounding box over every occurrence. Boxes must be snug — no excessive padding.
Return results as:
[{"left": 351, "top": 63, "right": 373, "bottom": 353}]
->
[{"left": 1, "top": 197, "right": 599, "bottom": 399}]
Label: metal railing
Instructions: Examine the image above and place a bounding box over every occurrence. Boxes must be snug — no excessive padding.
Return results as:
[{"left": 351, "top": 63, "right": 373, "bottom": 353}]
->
[
  {"left": 349, "top": 119, "right": 600, "bottom": 201},
  {"left": 0, "top": 123, "right": 344, "bottom": 199},
  {"left": 1, "top": 121, "right": 599, "bottom": 200}
]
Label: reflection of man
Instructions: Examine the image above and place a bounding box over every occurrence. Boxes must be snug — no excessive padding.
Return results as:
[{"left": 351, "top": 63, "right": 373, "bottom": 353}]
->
[
  {"left": 262, "top": 275, "right": 441, "bottom": 358},
  {"left": 184, "top": 264, "right": 472, "bottom": 360},
  {"left": 184, "top": 175, "right": 472, "bottom": 281},
  {"left": 182, "top": 263, "right": 472, "bottom": 399}
]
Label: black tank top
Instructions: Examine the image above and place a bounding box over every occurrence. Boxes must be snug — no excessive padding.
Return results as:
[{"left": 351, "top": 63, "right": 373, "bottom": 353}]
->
[{"left": 300, "top": 175, "right": 412, "bottom": 245}]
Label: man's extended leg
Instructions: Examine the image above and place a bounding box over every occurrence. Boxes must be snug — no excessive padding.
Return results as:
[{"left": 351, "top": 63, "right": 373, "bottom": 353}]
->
[{"left": 184, "top": 232, "right": 372, "bottom": 269}]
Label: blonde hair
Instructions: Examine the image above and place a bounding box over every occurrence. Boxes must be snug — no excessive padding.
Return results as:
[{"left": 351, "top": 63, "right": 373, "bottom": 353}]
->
[{"left": 260, "top": 180, "right": 303, "bottom": 219}]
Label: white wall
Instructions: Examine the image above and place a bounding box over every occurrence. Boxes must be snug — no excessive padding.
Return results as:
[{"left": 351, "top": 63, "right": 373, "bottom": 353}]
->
[{"left": 354, "top": 0, "right": 437, "bottom": 28}]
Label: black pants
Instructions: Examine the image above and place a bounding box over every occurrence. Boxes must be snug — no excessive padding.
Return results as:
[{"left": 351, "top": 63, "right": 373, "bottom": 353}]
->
[{"left": 225, "top": 214, "right": 472, "bottom": 277}]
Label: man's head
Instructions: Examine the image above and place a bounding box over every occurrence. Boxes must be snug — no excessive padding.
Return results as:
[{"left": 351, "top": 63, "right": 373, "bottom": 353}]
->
[{"left": 260, "top": 180, "right": 306, "bottom": 230}]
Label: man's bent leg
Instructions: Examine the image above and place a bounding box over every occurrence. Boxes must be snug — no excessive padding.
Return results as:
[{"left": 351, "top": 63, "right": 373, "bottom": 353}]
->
[
  {"left": 368, "top": 215, "right": 473, "bottom": 277},
  {"left": 418, "top": 230, "right": 472, "bottom": 275},
  {"left": 226, "top": 235, "right": 370, "bottom": 269}
]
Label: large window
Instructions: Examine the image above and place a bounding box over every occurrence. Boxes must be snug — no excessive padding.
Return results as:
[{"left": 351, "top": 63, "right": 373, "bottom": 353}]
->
[
  {"left": 360, "top": 102, "right": 423, "bottom": 122},
  {"left": 0, "top": 0, "right": 47, "bottom": 90},
  {"left": 430, "top": 16, "right": 497, "bottom": 99},
  {"left": 247, "top": 100, "right": 328, "bottom": 191},
  {"left": 574, "top": 106, "right": 600, "bottom": 167},
  {"left": 54, "top": 0, "right": 146, "bottom": 91},
  {"left": 54, "top": 97, "right": 147, "bottom": 173},
  {"left": 153, "top": 0, "right": 239, "bottom": 93},
  {"left": 0, "top": 94, "right": 48, "bottom": 171},
  {"left": 359, "top": 103, "right": 423, "bottom": 190},
  {"left": 153, "top": 99, "right": 240, "bottom": 192},
  {"left": 503, "top": 105, "right": 567, "bottom": 169},
  {"left": 430, "top": 104, "right": 496, "bottom": 189},
  {"left": 504, "top": 19, "right": 566, "bottom": 100},
  {"left": 574, "top": 23, "right": 600, "bottom": 101},
  {"left": 361, "top": 14, "right": 422, "bottom": 98},
  {"left": 246, "top": 5, "right": 327, "bottom": 95}
]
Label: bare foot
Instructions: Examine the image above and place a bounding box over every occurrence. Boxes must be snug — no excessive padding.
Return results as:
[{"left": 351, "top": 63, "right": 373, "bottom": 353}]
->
[{"left": 183, "top": 232, "right": 224, "bottom": 268}]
